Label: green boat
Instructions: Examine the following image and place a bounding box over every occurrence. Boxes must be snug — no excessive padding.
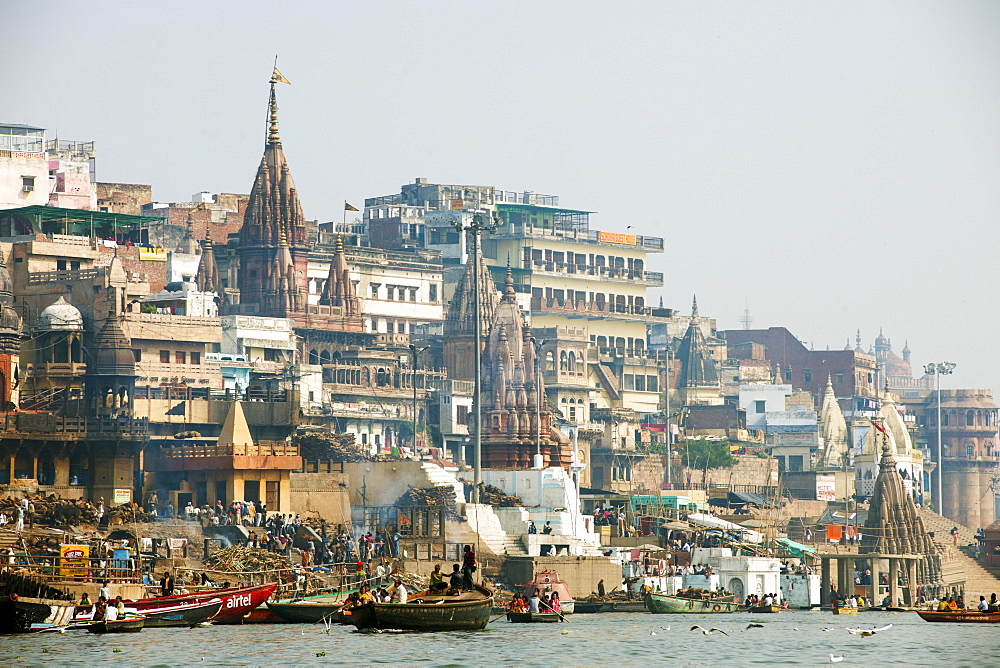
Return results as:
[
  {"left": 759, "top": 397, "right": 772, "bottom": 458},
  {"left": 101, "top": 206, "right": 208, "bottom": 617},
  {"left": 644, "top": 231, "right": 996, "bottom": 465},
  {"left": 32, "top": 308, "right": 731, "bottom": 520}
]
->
[
  {"left": 644, "top": 592, "right": 741, "bottom": 614},
  {"left": 507, "top": 611, "right": 563, "bottom": 623}
]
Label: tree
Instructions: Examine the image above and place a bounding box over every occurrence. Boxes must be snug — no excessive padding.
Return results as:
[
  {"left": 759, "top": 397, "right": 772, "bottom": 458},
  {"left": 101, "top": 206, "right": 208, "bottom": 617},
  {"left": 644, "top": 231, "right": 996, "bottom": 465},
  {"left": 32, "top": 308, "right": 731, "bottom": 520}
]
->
[{"left": 683, "top": 439, "right": 737, "bottom": 471}]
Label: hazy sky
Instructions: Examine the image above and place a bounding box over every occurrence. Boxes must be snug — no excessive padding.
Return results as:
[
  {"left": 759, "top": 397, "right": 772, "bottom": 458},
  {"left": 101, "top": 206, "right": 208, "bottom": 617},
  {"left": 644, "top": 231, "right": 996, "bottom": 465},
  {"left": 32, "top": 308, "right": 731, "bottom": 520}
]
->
[{"left": 4, "top": 1, "right": 999, "bottom": 394}]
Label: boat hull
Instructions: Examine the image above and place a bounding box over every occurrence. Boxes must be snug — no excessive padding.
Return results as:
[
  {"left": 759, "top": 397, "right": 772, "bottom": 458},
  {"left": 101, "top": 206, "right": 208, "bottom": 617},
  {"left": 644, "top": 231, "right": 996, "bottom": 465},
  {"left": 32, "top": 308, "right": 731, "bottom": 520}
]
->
[
  {"left": 143, "top": 600, "right": 222, "bottom": 628},
  {"left": 88, "top": 616, "right": 145, "bottom": 633},
  {"left": 832, "top": 607, "right": 857, "bottom": 615},
  {"left": 350, "top": 587, "right": 493, "bottom": 632},
  {"left": 268, "top": 600, "right": 343, "bottom": 624},
  {"left": 127, "top": 583, "right": 277, "bottom": 624},
  {"left": 747, "top": 605, "right": 781, "bottom": 613},
  {"left": 917, "top": 610, "right": 1000, "bottom": 624},
  {"left": 507, "top": 612, "right": 562, "bottom": 623},
  {"left": 644, "top": 593, "right": 741, "bottom": 614},
  {"left": 0, "top": 595, "right": 77, "bottom": 634}
]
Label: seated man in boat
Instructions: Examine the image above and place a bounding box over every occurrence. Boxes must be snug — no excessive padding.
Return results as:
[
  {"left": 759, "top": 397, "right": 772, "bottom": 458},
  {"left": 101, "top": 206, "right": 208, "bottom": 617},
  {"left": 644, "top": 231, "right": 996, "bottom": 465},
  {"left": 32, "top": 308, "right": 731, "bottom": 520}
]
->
[
  {"left": 528, "top": 589, "right": 541, "bottom": 613},
  {"left": 389, "top": 579, "right": 408, "bottom": 604},
  {"left": 989, "top": 594, "right": 999, "bottom": 611},
  {"left": 948, "top": 597, "right": 959, "bottom": 611},
  {"left": 447, "top": 564, "right": 464, "bottom": 595},
  {"left": 79, "top": 593, "right": 92, "bottom": 606},
  {"left": 978, "top": 596, "right": 989, "bottom": 612},
  {"left": 428, "top": 564, "right": 448, "bottom": 593},
  {"left": 509, "top": 596, "right": 527, "bottom": 613},
  {"left": 357, "top": 584, "right": 373, "bottom": 606},
  {"left": 937, "top": 598, "right": 951, "bottom": 612}
]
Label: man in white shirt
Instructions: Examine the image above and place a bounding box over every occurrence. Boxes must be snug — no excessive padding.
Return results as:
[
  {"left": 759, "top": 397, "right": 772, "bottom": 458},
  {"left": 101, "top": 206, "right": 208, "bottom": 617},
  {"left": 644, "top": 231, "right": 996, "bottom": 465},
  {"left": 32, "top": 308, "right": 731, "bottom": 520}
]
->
[
  {"left": 390, "top": 580, "right": 408, "bottom": 604},
  {"left": 978, "top": 596, "right": 989, "bottom": 612},
  {"left": 528, "top": 589, "right": 541, "bottom": 613}
]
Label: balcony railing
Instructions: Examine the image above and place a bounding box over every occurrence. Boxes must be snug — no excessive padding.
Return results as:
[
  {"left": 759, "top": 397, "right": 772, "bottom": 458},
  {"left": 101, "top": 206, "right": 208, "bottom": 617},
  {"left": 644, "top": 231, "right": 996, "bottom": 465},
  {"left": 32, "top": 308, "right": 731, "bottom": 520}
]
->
[
  {"left": 1, "top": 413, "right": 148, "bottom": 436},
  {"left": 27, "top": 269, "right": 101, "bottom": 284},
  {"left": 157, "top": 441, "right": 298, "bottom": 458},
  {"left": 530, "top": 296, "right": 653, "bottom": 319},
  {"left": 527, "top": 261, "right": 663, "bottom": 285}
]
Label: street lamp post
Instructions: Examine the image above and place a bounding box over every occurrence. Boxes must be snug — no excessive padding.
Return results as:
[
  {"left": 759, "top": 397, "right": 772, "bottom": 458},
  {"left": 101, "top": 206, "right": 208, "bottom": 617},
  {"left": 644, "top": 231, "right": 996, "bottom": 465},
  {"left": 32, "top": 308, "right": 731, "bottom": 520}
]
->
[
  {"left": 410, "top": 344, "right": 428, "bottom": 453},
  {"left": 924, "top": 361, "right": 956, "bottom": 514},
  {"left": 532, "top": 338, "right": 548, "bottom": 468},
  {"left": 451, "top": 212, "right": 499, "bottom": 503},
  {"left": 662, "top": 346, "right": 672, "bottom": 489}
]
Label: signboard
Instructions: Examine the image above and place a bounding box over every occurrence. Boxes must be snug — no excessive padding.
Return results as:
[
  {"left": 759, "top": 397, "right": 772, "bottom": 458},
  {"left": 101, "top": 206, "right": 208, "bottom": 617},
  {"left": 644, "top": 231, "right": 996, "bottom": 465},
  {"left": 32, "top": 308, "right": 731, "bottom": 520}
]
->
[
  {"left": 815, "top": 476, "right": 837, "bottom": 502},
  {"left": 707, "top": 484, "right": 729, "bottom": 501},
  {"left": 114, "top": 488, "right": 132, "bottom": 504},
  {"left": 138, "top": 249, "right": 168, "bottom": 261},
  {"left": 598, "top": 230, "right": 637, "bottom": 245},
  {"left": 59, "top": 544, "right": 90, "bottom": 579},
  {"left": 450, "top": 199, "right": 464, "bottom": 210}
]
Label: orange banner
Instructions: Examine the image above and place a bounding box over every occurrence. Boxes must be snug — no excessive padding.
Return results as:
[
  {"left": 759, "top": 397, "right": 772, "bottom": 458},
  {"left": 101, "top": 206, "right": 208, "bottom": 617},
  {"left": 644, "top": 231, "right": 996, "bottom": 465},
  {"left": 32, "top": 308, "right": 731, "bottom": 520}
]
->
[
  {"left": 60, "top": 544, "right": 90, "bottom": 579},
  {"left": 598, "top": 230, "right": 636, "bottom": 245}
]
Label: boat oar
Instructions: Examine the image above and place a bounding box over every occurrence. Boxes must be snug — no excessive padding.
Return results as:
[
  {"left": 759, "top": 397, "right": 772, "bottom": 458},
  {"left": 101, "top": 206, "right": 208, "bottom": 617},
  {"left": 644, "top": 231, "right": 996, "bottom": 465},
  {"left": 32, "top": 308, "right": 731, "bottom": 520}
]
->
[{"left": 539, "top": 600, "right": 570, "bottom": 623}]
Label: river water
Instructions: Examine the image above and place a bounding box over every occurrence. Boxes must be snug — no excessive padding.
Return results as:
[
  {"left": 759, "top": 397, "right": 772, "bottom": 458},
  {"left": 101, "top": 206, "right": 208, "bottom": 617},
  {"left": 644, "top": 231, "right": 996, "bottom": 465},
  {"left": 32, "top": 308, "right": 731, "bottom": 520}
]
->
[{"left": 3, "top": 610, "right": 997, "bottom": 666}]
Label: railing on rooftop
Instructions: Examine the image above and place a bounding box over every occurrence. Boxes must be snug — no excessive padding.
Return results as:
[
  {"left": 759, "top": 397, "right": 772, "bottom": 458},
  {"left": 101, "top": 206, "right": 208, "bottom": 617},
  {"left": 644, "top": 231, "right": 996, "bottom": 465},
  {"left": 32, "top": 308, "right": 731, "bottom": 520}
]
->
[
  {"left": 1, "top": 413, "right": 148, "bottom": 436},
  {"left": 27, "top": 269, "right": 101, "bottom": 284},
  {"left": 526, "top": 261, "right": 663, "bottom": 285},
  {"left": 157, "top": 441, "right": 298, "bottom": 458},
  {"left": 134, "top": 387, "right": 290, "bottom": 402},
  {"left": 46, "top": 139, "right": 95, "bottom": 153},
  {"left": 530, "top": 296, "right": 654, "bottom": 318}
]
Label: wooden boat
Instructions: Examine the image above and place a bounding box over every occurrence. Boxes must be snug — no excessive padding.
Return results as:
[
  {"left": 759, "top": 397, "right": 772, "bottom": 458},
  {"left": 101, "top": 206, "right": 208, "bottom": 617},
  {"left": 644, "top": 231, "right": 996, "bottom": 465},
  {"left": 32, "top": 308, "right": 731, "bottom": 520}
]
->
[
  {"left": 0, "top": 594, "right": 78, "bottom": 633},
  {"left": 350, "top": 585, "right": 493, "bottom": 632},
  {"left": 832, "top": 606, "right": 857, "bottom": 615},
  {"left": 521, "top": 570, "right": 575, "bottom": 614},
  {"left": 87, "top": 615, "right": 145, "bottom": 633},
  {"left": 125, "top": 582, "right": 277, "bottom": 624},
  {"left": 610, "top": 600, "right": 648, "bottom": 613},
  {"left": 573, "top": 601, "right": 614, "bottom": 614},
  {"left": 268, "top": 594, "right": 351, "bottom": 623},
  {"left": 507, "top": 611, "right": 562, "bottom": 623},
  {"left": 644, "top": 592, "right": 741, "bottom": 614},
  {"left": 917, "top": 610, "right": 1000, "bottom": 624},
  {"left": 76, "top": 599, "right": 223, "bottom": 628},
  {"left": 747, "top": 604, "right": 781, "bottom": 613}
]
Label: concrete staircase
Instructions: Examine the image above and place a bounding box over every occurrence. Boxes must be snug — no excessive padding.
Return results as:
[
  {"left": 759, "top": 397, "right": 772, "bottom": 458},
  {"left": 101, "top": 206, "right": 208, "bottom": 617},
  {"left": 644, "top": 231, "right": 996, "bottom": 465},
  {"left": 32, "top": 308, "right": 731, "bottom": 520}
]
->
[
  {"left": 464, "top": 504, "right": 528, "bottom": 557},
  {"left": 918, "top": 508, "right": 1000, "bottom": 601},
  {"left": 420, "top": 462, "right": 466, "bottom": 505}
]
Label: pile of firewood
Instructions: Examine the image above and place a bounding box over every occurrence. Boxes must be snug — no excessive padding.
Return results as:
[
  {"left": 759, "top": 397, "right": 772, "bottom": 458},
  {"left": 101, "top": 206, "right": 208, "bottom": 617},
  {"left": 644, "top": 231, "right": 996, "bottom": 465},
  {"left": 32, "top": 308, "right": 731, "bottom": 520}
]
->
[
  {"left": 106, "top": 503, "right": 153, "bottom": 525},
  {"left": 0, "top": 495, "right": 97, "bottom": 526},
  {"left": 295, "top": 431, "right": 373, "bottom": 462},
  {"left": 396, "top": 485, "right": 459, "bottom": 518},
  {"left": 205, "top": 544, "right": 296, "bottom": 572},
  {"left": 479, "top": 484, "right": 523, "bottom": 507}
]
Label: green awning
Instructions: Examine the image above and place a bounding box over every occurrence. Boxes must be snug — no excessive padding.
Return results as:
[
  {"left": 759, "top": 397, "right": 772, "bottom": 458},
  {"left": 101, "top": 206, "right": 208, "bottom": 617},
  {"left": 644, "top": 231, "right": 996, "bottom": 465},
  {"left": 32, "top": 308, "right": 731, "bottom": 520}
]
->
[
  {"left": 0, "top": 205, "right": 163, "bottom": 239},
  {"left": 778, "top": 537, "right": 816, "bottom": 558}
]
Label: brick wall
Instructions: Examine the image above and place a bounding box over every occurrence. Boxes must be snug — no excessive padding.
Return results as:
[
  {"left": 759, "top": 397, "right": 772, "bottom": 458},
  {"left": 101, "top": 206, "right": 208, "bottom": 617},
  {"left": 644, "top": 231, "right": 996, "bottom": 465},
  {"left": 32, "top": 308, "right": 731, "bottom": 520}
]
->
[
  {"left": 96, "top": 182, "right": 153, "bottom": 215},
  {"left": 95, "top": 244, "right": 168, "bottom": 292}
]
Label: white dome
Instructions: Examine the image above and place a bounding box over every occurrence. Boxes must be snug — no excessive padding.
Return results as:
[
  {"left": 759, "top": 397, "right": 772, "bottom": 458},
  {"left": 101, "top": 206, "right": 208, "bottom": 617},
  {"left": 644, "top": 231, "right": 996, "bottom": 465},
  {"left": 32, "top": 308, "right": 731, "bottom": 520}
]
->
[{"left": 38, "top": 296, "right": 83, "bottom": 331}]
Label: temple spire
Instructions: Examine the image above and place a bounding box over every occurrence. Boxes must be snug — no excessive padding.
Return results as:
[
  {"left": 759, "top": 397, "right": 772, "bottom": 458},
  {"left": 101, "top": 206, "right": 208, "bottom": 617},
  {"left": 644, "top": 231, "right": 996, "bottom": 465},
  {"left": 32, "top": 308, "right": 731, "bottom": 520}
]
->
[
  {"left": 691, "top": 294, "right": 699, "bottom": 318},
  {"left": 267, "top": 81, "right": 280, "bottom": 144}
]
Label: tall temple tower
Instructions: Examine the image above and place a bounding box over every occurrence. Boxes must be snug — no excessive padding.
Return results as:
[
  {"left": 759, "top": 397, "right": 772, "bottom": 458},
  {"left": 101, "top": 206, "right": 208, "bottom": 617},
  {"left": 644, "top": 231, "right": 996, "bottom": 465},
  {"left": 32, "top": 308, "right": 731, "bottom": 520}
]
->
[
  {"left": 442, "top": 243, "right": 499, "bottom": 381},
  {"left": 236, "top": 73, "right": 308, "bottom": 316}
]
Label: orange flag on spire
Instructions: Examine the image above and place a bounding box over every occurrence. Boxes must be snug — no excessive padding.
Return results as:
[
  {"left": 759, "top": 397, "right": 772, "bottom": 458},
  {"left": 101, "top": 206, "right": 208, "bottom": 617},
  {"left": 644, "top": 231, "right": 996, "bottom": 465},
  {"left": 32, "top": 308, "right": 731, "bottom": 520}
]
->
[{"left": 271, "top": 67, "right": 291, "bottom": 84}]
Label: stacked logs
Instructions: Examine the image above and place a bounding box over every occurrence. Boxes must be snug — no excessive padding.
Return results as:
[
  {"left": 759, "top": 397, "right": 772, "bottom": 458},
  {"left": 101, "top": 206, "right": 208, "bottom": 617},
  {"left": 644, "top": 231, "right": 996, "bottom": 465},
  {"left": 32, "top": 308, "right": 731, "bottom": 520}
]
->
[
  {"left": 479, "top": 484, "right": 523, "bottom": 508},
  {"left": 0, "top": 495, "right": 97, "bottom": 526},
  {"left": 396, "top": 486, "right": 458, "bottom": 518},
  {"left": 204, "top": 544, "right": 296, "bottom": 572}
]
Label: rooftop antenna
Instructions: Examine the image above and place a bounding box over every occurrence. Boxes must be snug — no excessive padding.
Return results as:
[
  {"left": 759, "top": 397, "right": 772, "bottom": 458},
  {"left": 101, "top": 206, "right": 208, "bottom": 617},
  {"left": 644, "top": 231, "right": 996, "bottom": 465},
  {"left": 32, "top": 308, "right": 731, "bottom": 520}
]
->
[{"left": 740, "top": 299, "right": 754, "bottom": 330}]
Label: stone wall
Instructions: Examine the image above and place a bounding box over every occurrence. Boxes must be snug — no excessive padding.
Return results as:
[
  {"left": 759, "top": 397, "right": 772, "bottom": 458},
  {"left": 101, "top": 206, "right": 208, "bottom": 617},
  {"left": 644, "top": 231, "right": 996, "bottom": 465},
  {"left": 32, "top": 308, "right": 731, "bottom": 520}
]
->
[
  {"left": 289, "top": 471, "right": 352, "bottom": 525},
  {"left": 687, "top": 453, "right": 778, "bottom": 488},
  {"left": 96, "top": 182, "right": 152, "bottom": 215}
]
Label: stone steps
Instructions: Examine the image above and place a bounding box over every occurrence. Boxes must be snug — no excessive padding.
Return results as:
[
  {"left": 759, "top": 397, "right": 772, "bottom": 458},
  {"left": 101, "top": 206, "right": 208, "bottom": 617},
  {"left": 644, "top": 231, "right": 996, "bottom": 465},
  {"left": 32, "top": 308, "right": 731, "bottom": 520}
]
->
[
  {"left": 932, "top": 539, "right": 1000, "bottom": 601},
  {"left": 917, "top": 508, "right": 979, "bottom": 546}
]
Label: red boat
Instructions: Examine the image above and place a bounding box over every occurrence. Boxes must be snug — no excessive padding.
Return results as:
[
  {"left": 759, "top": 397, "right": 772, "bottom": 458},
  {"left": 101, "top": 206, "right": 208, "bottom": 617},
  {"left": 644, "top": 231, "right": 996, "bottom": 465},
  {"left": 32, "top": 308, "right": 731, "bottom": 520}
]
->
[
  {"left": 127, "top": 583, "right": 277, "bottom": 624},
  {"left": 917, "top": 610, "right": 1000, "bottom": 624}
]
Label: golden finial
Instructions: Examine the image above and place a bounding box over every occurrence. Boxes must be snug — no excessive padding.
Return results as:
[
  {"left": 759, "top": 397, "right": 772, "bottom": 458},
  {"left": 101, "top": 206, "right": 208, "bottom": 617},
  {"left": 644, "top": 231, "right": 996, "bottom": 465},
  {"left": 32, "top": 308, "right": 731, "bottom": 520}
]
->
[
  {"left": 278, "top": 226, "right": 288, "bottom": 246},
  {"left": 267, "top": 82, "right": 280, "bottom": 144},
  {"left": 335, "top": 234, "right": 344, "bottom": 254},
  {"left": 203, "top": 228, "right": 213, "bottom": 251}
]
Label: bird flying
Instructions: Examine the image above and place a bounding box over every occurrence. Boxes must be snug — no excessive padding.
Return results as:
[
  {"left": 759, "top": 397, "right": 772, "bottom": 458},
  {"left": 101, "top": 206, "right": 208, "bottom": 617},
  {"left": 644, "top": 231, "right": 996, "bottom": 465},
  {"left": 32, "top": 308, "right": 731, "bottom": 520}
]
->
[
  {"left": 690, "top": 625, "right": 729, "bottom": 635},
  {"left": 745, "top": 623, "right": 765, "bottom": 630}
]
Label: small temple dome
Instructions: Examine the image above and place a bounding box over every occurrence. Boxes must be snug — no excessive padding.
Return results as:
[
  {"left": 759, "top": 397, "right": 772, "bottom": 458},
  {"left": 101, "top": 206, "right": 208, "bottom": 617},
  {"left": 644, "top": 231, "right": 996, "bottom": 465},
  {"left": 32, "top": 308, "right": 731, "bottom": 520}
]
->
[
  {"left": 90, "top": 316, "right": 136, "bottom": 375},
  {"left": 38, "top": 296, "right": 84, "bottom": 331}
]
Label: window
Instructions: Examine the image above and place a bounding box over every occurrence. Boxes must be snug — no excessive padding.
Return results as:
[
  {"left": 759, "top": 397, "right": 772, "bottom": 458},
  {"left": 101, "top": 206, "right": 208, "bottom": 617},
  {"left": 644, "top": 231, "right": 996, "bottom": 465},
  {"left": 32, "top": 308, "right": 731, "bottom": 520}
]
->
[
  {"left": 370, "top": 318, "right": 379, "bottom": 332},
  {"left": 429, "top": 284, "right": 438, "bottom": 302},
  {"left": 265, "top": 481, "right": 280, "bottom": 511},
  {"left": 456, "top": 405, "right": 469, "bottom": 425},
  {"left": 646, "top": 375, "right": 658, "bottom": 393},
  {"left": 803, "top": 370, "right": 812, "bottom": 382},
  {"left": 788, "top": 455, "right": 804, "bottom": 472},
  {"left": 409, "top": 288, "right": 417, "bottom": 302},
  {"left": 835, "top": 373, "right": 844, "bottom": 385},
  {"left": 370, "top": 284, "right": 380, "bottom": 298},
  {"left": 190, "top": 352, "right": 201, "bottom": 365},
  {"left": 22, "top": 176, "right": 34, "bottom": 192},
  {"left": 967, "top": 445, "right": 974, "bottom": 458},
  {"left": 634, "top": 375, "right": 646, "bottom": 392},
  {"left": 160, "top": 350, "right": 170, "bottom": 364},
  {"left": 623, "top": 374, "right": 634, "bottom": 391},
  {"left": 132, "top": 349, "right": 142, "bottom": 362},
  {"left": 386, "top": 287, "right": 394, "bottom": 300},
  {"left": 755, "top": 400, "right": 766, "bottom": 413},
  {"left": 967, "top": 411, "right": 975, "bottom": 426},
  {"left": 569, "top": 406, "right": 577, "bottom": 421},
  {"left": 175, "top": 351, "right": 186, "bottom": 364},
  {"left": 784, "top": 370, "right": 792, "bottom": 381}
]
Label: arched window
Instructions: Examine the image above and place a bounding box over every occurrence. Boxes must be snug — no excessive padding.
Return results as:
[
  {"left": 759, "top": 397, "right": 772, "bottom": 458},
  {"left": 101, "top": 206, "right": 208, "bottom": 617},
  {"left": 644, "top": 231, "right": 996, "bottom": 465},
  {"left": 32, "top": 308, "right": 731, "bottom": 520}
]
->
[
  {"left": 567, "top": 351, "right": 576, "bottom": 370},
  {"left": 942, "top": 412, "right": 950, "bottom": 426},
  {"left": 376, "top": 368, "right": 389, "bottom": 387},
  {"left": 576, "top": 353, "right": 585, "bottom": 371},
  {"left": 546, "top": 351, "right": 555, "bottom": 372},
  {"left": 615, "top": 337, "right": 626, "bottom": 350},
  {"left": 967, "top": 411, "right": 975, "bottom": 426},
  {"left": 308, "top": 349, "right": 319, "bottom": 365},
  {"left": 559, "top": 351, "right": 568, "bottom": 371},
  {"left": 596, "top": 336, "right": 607, "bottom": 348},
  {"left": 319, "top": 350, "right": 331, "bottom": 365}
]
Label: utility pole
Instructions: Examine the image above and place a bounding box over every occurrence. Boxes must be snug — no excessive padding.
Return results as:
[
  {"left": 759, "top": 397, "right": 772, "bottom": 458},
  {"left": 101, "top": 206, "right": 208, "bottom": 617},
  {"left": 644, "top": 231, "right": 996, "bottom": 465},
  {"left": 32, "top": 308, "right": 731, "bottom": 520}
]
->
[
  {"left": 924, "top": 361, "right": 956, "bottom": 513},
  {"left": 451, "top": 212, "right": 499, "bottom": 503},
  {"left": 409, "top": 344, "right": 427, "bottom": 453},
  {"left": 662, "top": 346, "right": 672, "bottom": 489}
]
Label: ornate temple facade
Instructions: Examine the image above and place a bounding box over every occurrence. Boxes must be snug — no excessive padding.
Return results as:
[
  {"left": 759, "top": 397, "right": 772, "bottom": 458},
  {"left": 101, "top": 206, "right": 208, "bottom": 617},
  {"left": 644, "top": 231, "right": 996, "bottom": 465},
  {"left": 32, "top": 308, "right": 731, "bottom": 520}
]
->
[
  {"left": 859, "top": 422, "right": 942, "bottom": 591},
  {"left": 479, "top": 268, "right": 570, "bottom": 470}
]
